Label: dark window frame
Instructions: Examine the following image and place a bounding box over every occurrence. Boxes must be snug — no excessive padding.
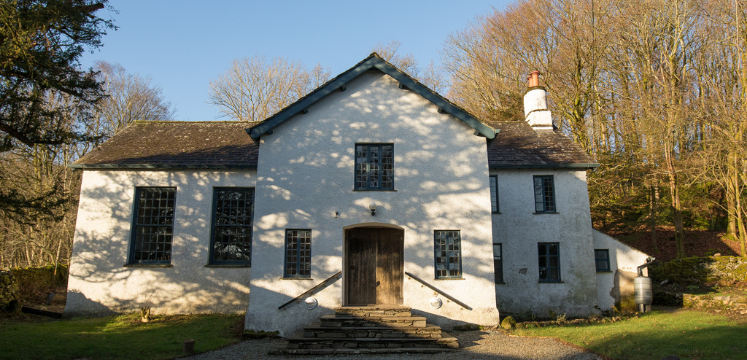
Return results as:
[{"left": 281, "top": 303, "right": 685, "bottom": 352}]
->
[
  {"left": 493, "top": 242, "right": 504, "bottom": 283},
  {"left": 434, "top": 230, "right": 463, "bottom": 279},
  {"left": 208, "top": 187, "right": 255, "bottom": 266},
  {"left": 534, "top": 175, "right": 556, "bottom": 213},
  {"left": 490, "top": 175, "right": 500, "bottom": 213},
  {"left": 128, "top": 187, "right": 177, "bottom": 265},
  {"left": 354, "top": 143, "right": 394, "bottom": 190},
  {"left": 595, "top": 249, "right": 611, "bottom": 272},
  {"left": 538, "top": 242, "right": 561, "bottom": 282},
  {"left": 284, "top": 229, "right": 312, "bottom": 278}
]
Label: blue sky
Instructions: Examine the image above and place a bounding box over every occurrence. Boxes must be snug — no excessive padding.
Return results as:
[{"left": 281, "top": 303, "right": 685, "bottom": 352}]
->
[{"left": 81, "top": 1, "right": 510, "bottom": 121}]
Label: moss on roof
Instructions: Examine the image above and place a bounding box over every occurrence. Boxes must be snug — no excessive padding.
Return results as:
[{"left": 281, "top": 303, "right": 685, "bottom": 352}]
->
[{"left": 71, "top": 121, "right": 259, "bottom": 169}]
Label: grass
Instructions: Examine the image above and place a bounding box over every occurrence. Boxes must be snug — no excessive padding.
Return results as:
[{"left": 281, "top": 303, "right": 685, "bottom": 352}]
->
[
  {"left": 513, "top": 309, "right": 747, "bottom": 360},
  {"left": 0, "top": 313, "right": 243, "bottom": 360}
]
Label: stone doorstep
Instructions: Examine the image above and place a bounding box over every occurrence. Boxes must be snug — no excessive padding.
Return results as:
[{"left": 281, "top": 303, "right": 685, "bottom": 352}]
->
[
  {"left": 286, "top": 331, "right": 457, "bottom": 345},
  {"left": 319, "top": 315, "right": 428, "bottom": 328},
  {"left": 269, "top": 347, "right": 458, "bottom": 355},
  {"left": 335, "top": 306, "right": 413, "bottom": 318},
  {"left": 303, "top": 323, "right": 443, "bottom": 340},
  {"left": 288, "top": 340, "right": 458, "bottom": 350}
]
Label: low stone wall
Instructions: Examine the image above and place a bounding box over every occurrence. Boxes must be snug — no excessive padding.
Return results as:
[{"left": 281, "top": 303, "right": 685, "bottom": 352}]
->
[
  {"left": 650, "top": 256, "right": 747, "bottom": 286},
  {"left": 0, "top": 270, "right": 20, "bottom": 312},
  {"left": 683, "top": 293, "right": 747, "bottom": 315}
]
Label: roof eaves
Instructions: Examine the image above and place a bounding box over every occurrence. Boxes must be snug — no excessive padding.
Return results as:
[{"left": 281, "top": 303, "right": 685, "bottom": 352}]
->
[
  {"left": 246, "top": 54, "right": 496, "bottom": 141},
  {"left": 368, "top": 59, "right": 495, "bottom": 139},
  {"left": 247, "top": 59, "right": 377, "bottom": 141},
  {"left": 489, "top": 163, "right": 600, "bottom": 170},
  {"left": 68, "top": 164, "right": 258, "bottom": 170}
]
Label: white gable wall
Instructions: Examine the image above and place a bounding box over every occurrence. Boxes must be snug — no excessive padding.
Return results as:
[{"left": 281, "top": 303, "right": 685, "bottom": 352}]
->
[
  {"left": 593, "top": 229, "right": 650, "bottom": 311},
  {"left": 492, "top": 169, "right": 599, "bottom": 318},
  {"left": 246, "top": 70, "right": 499, "bottom": 336},
  {"left": 65, "top": 170, "right": 255, "bottom": 316}
]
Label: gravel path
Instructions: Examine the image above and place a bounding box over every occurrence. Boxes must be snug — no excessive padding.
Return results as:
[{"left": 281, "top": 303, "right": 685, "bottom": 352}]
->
[{"left": 184, "top": 330, "right": 604, "bottom": 360}]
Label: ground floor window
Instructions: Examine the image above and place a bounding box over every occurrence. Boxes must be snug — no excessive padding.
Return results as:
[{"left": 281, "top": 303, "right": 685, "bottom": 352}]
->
[
  {"left": 595, "top": 249, "right": 610, "bottom": 272},
  {"left": 285, "top": 229, "right": 311, "bottom": 278},
  {"left": 210, "top": 188, "right": 254, "bottom": 265},
  {"left": 130, "top": 187, "right": 176, "bottom": 264},
  {"left": 493, "top": 243, "right": 503, "bottom": 283},
  {"left": 538, "top": 242, "right": 560, "bottom": 282},
  {"left": 435, "top": 230, "right": 462, "bottom": 279}
]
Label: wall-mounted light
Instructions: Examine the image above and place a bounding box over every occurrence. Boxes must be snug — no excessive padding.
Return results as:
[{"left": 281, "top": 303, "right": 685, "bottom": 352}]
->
[
  {"left": 369, "top": 203, "right": 377, "bottom": 216},
  {"left": 304, "top": 297, "right": 318, "bottom": 310},
  {"left": 429, "top": 297, "right": 443, "bottom": 309}
]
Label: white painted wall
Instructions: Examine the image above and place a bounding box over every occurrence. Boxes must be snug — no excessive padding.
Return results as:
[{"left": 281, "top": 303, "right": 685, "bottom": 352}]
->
[
  {"left": 491, "top": 169, "right": 599, "bottom": 318},
  {"left": 592, "top": 229, "right": 650, "bottom": 311},
  {"left": 65, "top": 170, "right": 255, "bottom": 316},
  {"left": 245, "top": 70, "right": 499, "bottom": 336}
]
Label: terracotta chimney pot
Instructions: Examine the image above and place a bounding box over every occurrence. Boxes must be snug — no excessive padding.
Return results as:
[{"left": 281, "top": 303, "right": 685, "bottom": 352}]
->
[{"left": 527, "top": 71, "right": 540, "bottom": 88}]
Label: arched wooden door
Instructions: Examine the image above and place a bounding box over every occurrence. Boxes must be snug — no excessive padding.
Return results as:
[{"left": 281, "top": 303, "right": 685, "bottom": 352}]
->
[{"left": 346, "top": 227, "right": 404, "bottom": 305}]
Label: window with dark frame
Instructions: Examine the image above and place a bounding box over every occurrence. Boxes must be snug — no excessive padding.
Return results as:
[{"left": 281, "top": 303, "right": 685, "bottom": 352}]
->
[
  {"left": 130, "top": 187, "right": 176, "bottom": 264},
  {"left": 210, "top": 188, "right": 254, "bottom": 265},
  {"left": 493, "top": 242, "right": 503, "bottom": 283},
  {"left": 355, "top": 144, "right": 394, "bottom": 190},
  {"left": 434, "top": 230, "right": 462, "bottom": 279},
  {"left": 538, "top": 242, "right": 561, "bottom": 282},
  {"left": 534, "top": 175, "right": 556, "bottom": 213},
  {"left": 284, "top": 229, "right": 311, "bottom": 278},
  {"left": 595, "top": 249, "right": 611, "bottom": 272},
  {"left": 490, "top": 175, "right": 499, "bottom": 213}
]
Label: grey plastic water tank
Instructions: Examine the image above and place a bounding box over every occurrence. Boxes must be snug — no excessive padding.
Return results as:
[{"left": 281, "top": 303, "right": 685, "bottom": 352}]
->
[{"left": 634, "top": 276, "right": 653, "bottom": 312}]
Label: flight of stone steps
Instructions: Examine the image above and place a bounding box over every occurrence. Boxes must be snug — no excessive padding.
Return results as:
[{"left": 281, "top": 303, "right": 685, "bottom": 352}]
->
[{"left": 271, "top": 305, "right": 459, "bottom": 355}]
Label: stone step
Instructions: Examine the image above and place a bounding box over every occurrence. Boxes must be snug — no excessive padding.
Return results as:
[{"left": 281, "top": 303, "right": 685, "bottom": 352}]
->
[
  {"left": 335, "top": 305, "right": 412, "bottom": 318},
  {"left": 303, "top": 323, "right": 443, "bottom": 339},
  {"left": 285, "top": 331, "right": 459, "bottom": 350},
  {"left": 319, "top": 314, "right": 427, "bottom": 328},
  {"left": 269, "top": 347, "right": 458, "bottom": 355}
]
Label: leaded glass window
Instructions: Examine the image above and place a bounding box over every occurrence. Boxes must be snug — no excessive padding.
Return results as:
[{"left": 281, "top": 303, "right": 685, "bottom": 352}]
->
[
  {"left": 534, "top": 175, "right": 556, "bottom": 213},
  {"left": 538, "top": 242, "right": 561, "bottom": 282},
  {"left": 494, "top": 243, "right": 503, "bottom": 283},
  {"left": 130, "top": 187, "right": 176, "bottom": 264},
  {"left": 210, "top": 188, "right": 254, "bottom": 265},
  {"left": 434, "top": 230, "right": 462, "bottom": 279},
  {"left": 595, "top": 249, "right": 610, "bottom": 272},
  {"left": 285, "top": 229, "right": 311, "bottom": 278},
  {"left": 355, "top": 144, "right": 394, "bottom": 190}
]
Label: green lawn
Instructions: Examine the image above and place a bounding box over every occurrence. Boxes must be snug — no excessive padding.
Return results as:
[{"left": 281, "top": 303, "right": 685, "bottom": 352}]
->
[
  {"left": 0, "top": 313, "right": 243, "bottom": 360},
  {"left": 514, "top": 309, "right": 747, "bottom": 360}
]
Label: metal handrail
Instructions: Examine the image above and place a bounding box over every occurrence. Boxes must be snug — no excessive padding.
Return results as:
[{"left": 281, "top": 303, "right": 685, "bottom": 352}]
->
[
  {"left": 278, "top": 271, "right": 342, "bottom": 310},
  {"left": 404, "top": 271, "right": 473, "bottom": 311}
]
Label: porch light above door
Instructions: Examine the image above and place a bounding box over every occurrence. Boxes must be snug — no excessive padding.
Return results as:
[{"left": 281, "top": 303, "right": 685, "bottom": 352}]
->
[{"left": 369, "top": 203, "right": 377, "bottom": 216}]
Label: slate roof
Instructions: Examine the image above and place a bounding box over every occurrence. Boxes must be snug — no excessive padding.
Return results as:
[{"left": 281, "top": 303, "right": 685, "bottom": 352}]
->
[
  {"left": 486, "top": 121, "right": 597, "bottom": 169},
  {"left": 70, "top": 121, "right": 259, "bottom": 169}
]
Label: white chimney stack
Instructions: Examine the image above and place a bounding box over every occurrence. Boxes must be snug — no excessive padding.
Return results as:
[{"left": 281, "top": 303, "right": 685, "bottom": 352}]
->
[{"left": 523, "top": 71, "right": 553, "bottom": 131}]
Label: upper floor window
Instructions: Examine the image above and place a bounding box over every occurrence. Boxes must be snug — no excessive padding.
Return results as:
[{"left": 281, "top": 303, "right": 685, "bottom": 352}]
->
[
  {"left": 595, "top": 249, "right": 611, "bottom": 272},
  {"left": 210, "top": 188, "right": 254, "bottom": 265},
  {"left": 534, "top": 175, "right": 556, "bottom": 213},
  {"left": 434, "top": 230, "right": 462, "bottom": 279},
  {"left": 490, "top": 175, "right": 499, "bottom": 213},
  {"left": 355, "top": 144, "right": 394, "bottom": 190},
  {"left": 129, "top": 187, "right": 176, "bottom": 264}
]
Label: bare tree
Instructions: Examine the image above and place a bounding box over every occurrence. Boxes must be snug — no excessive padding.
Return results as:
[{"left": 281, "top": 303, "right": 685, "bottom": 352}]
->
[
  {"left": 373, "top": 41, "right": 448, "bottom": 94},
  {"left": 209, "top": 56, "right": 331, "bottom": 122},
  {"left": 91, "top": 62, "right": 176, "bottom": 144}
]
